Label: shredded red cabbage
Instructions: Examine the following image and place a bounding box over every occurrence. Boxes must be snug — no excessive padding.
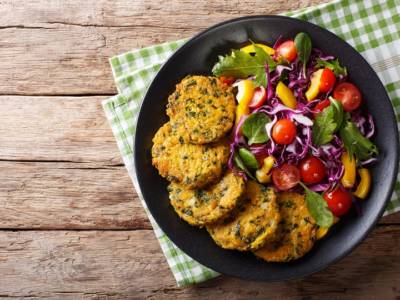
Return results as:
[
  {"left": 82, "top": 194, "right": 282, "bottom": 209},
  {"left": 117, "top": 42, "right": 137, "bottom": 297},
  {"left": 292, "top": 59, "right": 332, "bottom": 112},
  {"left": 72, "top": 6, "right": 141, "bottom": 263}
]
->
[{"left": 225, "top": 41, "right": 376, "bottom": 193}]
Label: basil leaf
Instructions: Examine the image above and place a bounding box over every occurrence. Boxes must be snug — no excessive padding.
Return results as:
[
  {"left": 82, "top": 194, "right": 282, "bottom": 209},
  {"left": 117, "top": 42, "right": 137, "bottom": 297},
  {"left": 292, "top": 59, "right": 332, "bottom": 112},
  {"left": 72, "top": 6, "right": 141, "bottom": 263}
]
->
[
  {"left": 294, "top": 32, "right": 312, "bottom": 74},
  {"left": 238, "top": 148, "right": 259, "bottom": 170},
  {"left": 315, "top": 58, "right": 347, "bottom": 77},
  {"left": 312, "top": 99, "right": 343, "bottom": 146},
  {"left": 233, "top": 151, "right": 256, "bottom": 180},
  {"left": 300, "top": 183, "right": 333, "bottom": 227},
  {"left": 212, "top": 44, "right": 276, "bottom": 87},
  {"left": 339, "top": 115, "right": 379, "bottom": 161},
  {"left": 242, "top": 113, "right": 271, "bottom": 145}
]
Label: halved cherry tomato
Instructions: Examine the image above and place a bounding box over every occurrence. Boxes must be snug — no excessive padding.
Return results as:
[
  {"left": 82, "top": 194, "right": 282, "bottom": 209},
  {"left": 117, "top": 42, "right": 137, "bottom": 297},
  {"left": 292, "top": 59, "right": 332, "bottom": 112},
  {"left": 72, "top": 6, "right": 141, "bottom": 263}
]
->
[
  {"left": 249, "top": 86, "right": 267, "bottom": 108},
  {"left": 319, "top": 68, "right": 336, "bottom": 93},
  {"left": 313, "top": 99, "right": 331, "bottom": 116},
  {"left": 333, "top": 82, "right": 362, "bottom": 112},
  {"left": 299, "top": 156, "right": 326, "bottom": 184},
  {"left": 272, "top": 164, "right": 300, "bottom": 191},
  {"left": 275, "top": 40, "right": 297, "bottom": 62},
  {"left": 272, "top": 119, "right": 296, "bottom": 145},
  {"left": 219, "top": 76, "right": 236, "bottom": 85},
  {"left": 323, "top": 186, "right": 352, "bottom": 217}
]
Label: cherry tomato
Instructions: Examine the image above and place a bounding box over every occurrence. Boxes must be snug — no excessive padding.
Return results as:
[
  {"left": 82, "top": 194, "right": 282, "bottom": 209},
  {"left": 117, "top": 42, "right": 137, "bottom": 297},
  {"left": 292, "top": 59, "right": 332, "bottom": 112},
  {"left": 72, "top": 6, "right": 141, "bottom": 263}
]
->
[
  {"left": 219, "top": 76, "right": 236, "bottom": 85},
  {"left": 275, "top": 40, "right": 297, "bottom": 62},
  {"left": 333, "top": 82, "right": 362, "bottom": 112},
  {"left": 313, "top": 99, "right": 331, "bottom": 115},
  {"left": 299, "top": 156, "right": 326, "bottom": 184},
  {"left": 272, "top": 119, "right": 297, "bottom": 145},
  {"left": 249, "top": 86, "right": 267, "bottom": 108},
  {"left": 319, "top": 68, "right": 336, "bottom": 93},
  {"left": 323, "top": 186, "right": 352, "bottom": 217},
  {"left": 272, "top": 164, "right": 300, "bottom": 191}
]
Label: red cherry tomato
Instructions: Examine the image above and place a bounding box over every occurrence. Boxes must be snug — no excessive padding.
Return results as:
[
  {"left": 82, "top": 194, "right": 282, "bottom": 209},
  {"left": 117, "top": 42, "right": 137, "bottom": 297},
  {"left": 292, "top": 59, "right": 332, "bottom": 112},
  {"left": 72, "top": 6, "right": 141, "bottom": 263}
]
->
[
  {"left": 272, "top": 164, "right": 300, "bottom": 191},
  {"left": 299, "top": 156, "right": 326, "bottom": 184},
  {"left": 323, "top": 186, "right": 352, "bottom": 217},
  {"left": 219, "top": 76, "right": 236, "bottom": 85},
  {"left": 276, "top": 40, "right": 297, "bottom": 62},
  {"left": 313, "top": 99, "right": 331, "bottom": 116},
  {"left": 319, "top": 68, "right": 336, "bottom": 93},
  {"left": 249, "top": 86, "right": 267, "bottom": 108},
  {"left": 333, "top": 82, "right": 362, "bottom": 112},
  {"left": 272, "top": 119, "right": 297, "bottom": 145}
]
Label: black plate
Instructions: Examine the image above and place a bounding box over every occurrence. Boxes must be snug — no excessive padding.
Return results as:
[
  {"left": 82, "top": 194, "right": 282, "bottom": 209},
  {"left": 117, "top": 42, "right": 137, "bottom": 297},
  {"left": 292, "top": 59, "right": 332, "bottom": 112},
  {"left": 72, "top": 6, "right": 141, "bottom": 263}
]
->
[{"left": 134, "top": 16, "right": 399, "bottom": 281}]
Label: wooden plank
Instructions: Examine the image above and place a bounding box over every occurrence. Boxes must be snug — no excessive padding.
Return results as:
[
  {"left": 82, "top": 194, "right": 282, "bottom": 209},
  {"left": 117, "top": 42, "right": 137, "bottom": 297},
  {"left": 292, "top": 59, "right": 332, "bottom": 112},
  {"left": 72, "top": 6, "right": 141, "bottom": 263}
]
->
[
  {"left": 0, "top": 0, "right": 329, "bottom": 95},
  {"left": 0, "top": 226, "right": 398, "bottom": 298},
  {"left": 0, "top": 159, "right": 398, "bottom": 229},
  {"left": 0, "top": 96, "right": 121, "bottom": 163},
  {"left": 0, "top": 161, "right": 150, "bottom": 229}
]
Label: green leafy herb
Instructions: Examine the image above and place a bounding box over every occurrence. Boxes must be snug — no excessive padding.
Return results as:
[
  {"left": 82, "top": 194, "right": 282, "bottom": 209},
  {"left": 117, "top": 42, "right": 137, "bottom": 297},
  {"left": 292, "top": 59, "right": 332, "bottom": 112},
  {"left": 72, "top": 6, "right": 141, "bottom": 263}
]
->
[
  {"left": 212, "top": 44, "right": 276, "bottom": 87},
  {"left": 315, "top": 58, "right": 347, "bottom": 77},
  {"left": 234, "top": 151, "right": 256, "bottom": 180},
  {"left": 238, "top": 148, "right": 259, "bottom": 170},
  {"left": 339, "top": 114, "right": 379, "bottom": 161},
  {"left": 300, "top": 182, "right": 333, "bottom": 228},
  {"left": 294, "top": 32, "right": 312, "bottom": 74},
  {"left": 312, "top": 98, "right": 343, "bottom": 146},
  {"left": 242, "top": 113, "right": 271, "bottom": 145}
]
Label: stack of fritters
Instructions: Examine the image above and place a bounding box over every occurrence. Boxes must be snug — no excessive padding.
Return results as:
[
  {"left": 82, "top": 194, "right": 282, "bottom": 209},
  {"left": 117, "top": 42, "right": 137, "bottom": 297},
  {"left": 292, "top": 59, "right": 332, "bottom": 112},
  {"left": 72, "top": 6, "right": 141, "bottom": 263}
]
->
[{"left": 152, "top": 75, "right": 318, "bottom": 262}]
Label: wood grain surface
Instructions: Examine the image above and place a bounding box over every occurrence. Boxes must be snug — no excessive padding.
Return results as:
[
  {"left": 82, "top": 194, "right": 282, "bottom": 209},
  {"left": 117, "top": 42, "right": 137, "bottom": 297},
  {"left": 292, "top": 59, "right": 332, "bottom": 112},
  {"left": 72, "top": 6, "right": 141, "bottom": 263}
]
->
[{"left": 0, "top": 0, "right": 399, "bottom": 298}]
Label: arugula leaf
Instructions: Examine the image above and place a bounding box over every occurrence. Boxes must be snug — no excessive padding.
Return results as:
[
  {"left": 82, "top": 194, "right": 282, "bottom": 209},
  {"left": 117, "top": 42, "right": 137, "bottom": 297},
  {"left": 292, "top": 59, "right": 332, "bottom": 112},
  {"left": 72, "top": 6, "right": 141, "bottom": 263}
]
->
[
  {"left": 294, "top": 32, "right": 312, "bottom": 74},
  {"left": 315, "top": 58, "right": 347, "bottom": 77},
  {"left": 212, "top": 44, "right": 276, "bottom": 87},
  {"left": 233, "top": 151, "right": 256, "bottom": 180},
  {"left": 300, "top": 182, "right": 334, "bottom": 228},
  {"left": 312, "top": 98, "right": 343, "bottom": 146},
  {"left": 339, "top": 114, "right": 379, "bottom": 161},
  {"left": 242, "top": 113, "right": 271, "bottom": 145}
]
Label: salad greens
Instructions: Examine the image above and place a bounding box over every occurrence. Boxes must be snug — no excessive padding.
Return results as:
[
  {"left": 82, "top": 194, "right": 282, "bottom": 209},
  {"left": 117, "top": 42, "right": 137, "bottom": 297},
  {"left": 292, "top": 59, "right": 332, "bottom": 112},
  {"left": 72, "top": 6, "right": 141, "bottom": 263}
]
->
[
  {"left": 212, "top": 44, "right": 276, "bottom": 87},
  {"left": 238, "top": 148, "right": 259, "bottom": 170},
  {"left": 315, "top": 58, "right": 347, "bottom": 77},
  {"left": 339, "top": 114, "right": 379, "bottom": 161},
  {"left": 294, "top": 32, "right": 312, "bottom": 74},
  {"left": 312, "top": 98, "right": 343, "bottom": 146},
  {"left": 300, "top": 183, "right": 334, "bottom": 227},
  {"left": 242, "top": 113, "right": 271, "bottom": 145},
  {"left": 233, "top": 151, "right": 256, "bottom": 180}
]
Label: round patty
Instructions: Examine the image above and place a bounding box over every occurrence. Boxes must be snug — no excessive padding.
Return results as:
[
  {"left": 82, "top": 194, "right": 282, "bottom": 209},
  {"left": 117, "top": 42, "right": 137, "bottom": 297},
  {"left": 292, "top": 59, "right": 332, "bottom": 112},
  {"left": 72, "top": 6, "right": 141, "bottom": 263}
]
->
[
  {"left": 254, "top": 192, "right": 317, "bottom": 262},
  {"left": 167, "top": 75, "right": 236, "bottom": 144},
  {"left": 169, "top": 172, "right": 245, "bottom": 227},
  {"left": 207, "top": 181, "right": 280, "bottom": 251},
  {"left": 152, "top": 122, "right": 229, "bottom": 189}
]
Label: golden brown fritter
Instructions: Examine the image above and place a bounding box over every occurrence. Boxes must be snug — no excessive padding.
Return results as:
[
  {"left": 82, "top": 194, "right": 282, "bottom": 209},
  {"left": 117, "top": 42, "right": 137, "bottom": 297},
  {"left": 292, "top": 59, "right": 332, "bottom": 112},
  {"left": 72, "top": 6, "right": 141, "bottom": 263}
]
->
[
  {"left": 151, "top": 122, "right": 229, "bottom": 189},
  {"left": 254, "top": 192, "right": 317, "bottom": 262},
  {"left": 168, "top": 172, "right": 245, "bottom": 227},
  {"left": 167, "top": 75, "right": 236, "bottom": 144},
  {"left": 207, "top": 181, "right": 280, "bottom": 251}
]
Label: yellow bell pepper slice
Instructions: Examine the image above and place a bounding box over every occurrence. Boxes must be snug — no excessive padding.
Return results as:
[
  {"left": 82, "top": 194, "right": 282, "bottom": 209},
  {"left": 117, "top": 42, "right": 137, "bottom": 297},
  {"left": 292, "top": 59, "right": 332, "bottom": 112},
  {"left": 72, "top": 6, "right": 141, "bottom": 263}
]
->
[
  {"left": 341, "top": 152, "right": 356, "bottom": 188},
  {"left": 241, "top": 43, "right": 275, "bottom": 56},
  {"left": 234, "top": 79, "right": 255, "bottom": 124},
  {"left": 354, "top": 168, "right": 371, "bottom": 199},
  {"left": 255, "top": 156, "right": 275, "bottom": 184},
  {"left": 316, "top": 216, "right": 339, "bottom": 240},
  {"left": 305, "top": 69, "right": 324, "bottom": 101},
  {"left": 276, "top": 81, "right": 297, "bottom": 109}
]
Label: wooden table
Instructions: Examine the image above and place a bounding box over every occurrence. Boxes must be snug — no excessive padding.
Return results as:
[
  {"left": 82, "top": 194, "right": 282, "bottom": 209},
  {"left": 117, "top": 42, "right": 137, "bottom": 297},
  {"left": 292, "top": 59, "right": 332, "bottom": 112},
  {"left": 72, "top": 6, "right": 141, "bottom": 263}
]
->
[{"left": 0, "top": 0, "right": 399, "bottom": 298}]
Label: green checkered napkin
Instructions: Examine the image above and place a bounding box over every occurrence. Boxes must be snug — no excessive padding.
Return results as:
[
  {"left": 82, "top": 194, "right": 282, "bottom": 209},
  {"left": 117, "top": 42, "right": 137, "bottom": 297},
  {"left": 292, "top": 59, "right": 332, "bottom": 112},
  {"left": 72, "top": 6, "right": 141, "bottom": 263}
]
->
[{"left": 103, "top": 0, "right": 400, "bottom": 287}]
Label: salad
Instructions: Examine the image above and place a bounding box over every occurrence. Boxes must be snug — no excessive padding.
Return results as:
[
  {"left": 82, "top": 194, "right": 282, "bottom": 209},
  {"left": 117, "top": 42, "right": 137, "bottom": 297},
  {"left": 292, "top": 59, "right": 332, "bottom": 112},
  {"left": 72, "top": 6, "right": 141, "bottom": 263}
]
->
[{"left": 212, "top": 32, "right": 379, "bottom": 231}]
